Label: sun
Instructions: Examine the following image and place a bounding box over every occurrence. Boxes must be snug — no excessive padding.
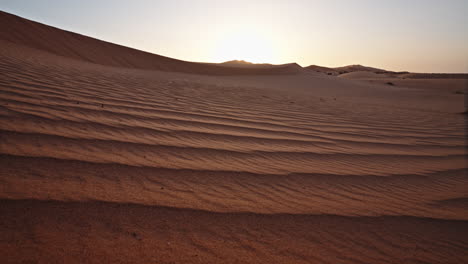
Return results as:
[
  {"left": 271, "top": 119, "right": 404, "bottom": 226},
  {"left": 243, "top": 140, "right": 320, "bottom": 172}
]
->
[{"left": 212, "top": 28, "right": 275, "bottom": 64}]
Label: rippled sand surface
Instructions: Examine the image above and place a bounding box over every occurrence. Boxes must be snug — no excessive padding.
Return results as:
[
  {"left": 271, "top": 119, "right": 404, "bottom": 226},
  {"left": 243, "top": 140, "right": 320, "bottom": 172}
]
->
[{"left": 1, "top": 11, "right": 467, "bottom": 264}]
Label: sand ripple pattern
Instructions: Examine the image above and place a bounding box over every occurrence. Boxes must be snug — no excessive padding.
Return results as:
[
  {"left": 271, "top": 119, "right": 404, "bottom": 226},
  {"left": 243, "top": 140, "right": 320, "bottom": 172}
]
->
[
  {"left": 0, "top": 43, "right": 467, "bottom": 220},
  {"left": 0, "top": 34, "right": 467, "bottom": 263}
]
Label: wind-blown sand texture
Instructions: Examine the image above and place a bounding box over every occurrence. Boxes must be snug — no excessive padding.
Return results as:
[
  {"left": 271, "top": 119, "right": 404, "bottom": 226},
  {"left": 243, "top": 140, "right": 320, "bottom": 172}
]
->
[{"left": 0, "top": 11, "right": 467, "bottom": 264}]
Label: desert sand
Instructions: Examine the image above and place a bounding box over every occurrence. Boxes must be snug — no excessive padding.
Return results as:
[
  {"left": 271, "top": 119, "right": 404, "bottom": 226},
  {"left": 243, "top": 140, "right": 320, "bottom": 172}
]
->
[{"left": 0, "top": 11, "right": 467, "bottom": 263}]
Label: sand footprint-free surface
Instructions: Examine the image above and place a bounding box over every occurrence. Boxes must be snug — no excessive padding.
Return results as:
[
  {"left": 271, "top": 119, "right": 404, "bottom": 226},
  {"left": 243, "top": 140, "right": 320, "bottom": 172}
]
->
[{"left": 0, "top": 11, "right": 467, "bottom": 263}]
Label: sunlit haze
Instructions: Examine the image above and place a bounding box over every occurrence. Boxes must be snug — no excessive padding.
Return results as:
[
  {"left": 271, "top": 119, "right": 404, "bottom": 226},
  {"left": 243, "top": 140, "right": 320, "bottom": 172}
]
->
[{"left": 2, "top": 0, "right": 467, "bottom": 72}]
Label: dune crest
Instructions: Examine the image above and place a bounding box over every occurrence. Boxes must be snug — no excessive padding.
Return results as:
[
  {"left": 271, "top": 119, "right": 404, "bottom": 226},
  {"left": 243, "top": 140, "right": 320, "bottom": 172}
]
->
[{"left": 0, "top": 11, "right": 302, "bottom": 75}]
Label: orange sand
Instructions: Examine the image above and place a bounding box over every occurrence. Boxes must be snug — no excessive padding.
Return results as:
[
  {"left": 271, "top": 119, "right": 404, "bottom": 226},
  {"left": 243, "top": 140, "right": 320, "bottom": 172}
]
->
[{"left": 0, "top": 11, "right": 467, "bottom": 264}]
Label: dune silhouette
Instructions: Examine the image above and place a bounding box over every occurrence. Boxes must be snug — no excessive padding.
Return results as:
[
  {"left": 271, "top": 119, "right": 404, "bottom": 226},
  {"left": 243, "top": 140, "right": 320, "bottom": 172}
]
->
[{"left": 0, "top": 11, "right": 302, "bottom": 75}]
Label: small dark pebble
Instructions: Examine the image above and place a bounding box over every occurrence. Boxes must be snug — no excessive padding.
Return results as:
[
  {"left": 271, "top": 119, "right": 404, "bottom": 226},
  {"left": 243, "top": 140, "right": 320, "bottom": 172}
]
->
[{"left": 131, "top": 232, "right": 142, "bottom": 240}]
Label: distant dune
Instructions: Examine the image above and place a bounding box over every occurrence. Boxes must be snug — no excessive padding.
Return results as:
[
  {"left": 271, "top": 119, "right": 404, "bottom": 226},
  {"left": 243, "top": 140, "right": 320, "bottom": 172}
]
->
[
  {"left": 219, "top": 60, "right": 277, "bottom": 68},
  {"left": 305, "top": 63, "right": 468, "bottom": 79},
  {"left": 217, "top": 60, "right": 303, "bottom": 71},
  {"left": 305, "top": 64, "right": 389, "bottom": 75},
  {"left": 1, "top": 10, "right": 467, "bottom": 264},
  {"left": 399, "top": 73, "right": 468, "bottom": 79},
  {"left": 0, "top": 11, "right": 302, "bottom": 75},
  {"left": 200, "top": 60, "right": 304, "bottom": 73},
  {"left": 334, "top": 64, "right": 388, "bottom": 73},
  {"left": 304, "top": 65, "right": 339, "bottom": 75},
  {"left": 338, "top": 71, "right": 392, "bottom": 79}
]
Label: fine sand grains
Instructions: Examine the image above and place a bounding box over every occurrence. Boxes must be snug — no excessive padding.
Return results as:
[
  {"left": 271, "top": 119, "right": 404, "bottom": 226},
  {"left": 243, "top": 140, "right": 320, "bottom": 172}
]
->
[{"left": 0, "top": 11, "right": 467, "bottom": 264}]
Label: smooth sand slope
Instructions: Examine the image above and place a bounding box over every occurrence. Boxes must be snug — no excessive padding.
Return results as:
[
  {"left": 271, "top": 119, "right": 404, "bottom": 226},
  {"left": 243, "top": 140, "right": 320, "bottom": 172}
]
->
[
  {"left": 0, "top": 11, "right": 302, "bottom": 75},
  {"left": 1, "top": 11, "right": 467, "bottom": 264}
]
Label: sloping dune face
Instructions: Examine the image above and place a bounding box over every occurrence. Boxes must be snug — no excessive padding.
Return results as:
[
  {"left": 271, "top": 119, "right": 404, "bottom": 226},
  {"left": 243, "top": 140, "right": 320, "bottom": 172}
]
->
[
  {"left": 1, "top": 11, "right": 467, "bottom": 264},
  {"left": 0, "top": 11, "right": 302, "bottom": 75}
]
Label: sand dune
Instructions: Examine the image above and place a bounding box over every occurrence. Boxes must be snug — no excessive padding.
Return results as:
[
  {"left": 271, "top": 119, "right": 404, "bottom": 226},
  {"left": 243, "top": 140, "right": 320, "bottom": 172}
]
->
[
  {"left": 337, "top": 70, "right": 467, "bottom": 100},
  {"left": 215, "top": 60, "right": 303, "bottom": 71},
  {"left": 334, "top": 64, "right": 388, "bottom": 73},
  {"left": 338, "top": 71, "right": 392, "bottom": 79},
  {"left": 305, "top": 64, "right": 389, "bottom": 76},
  {"left": 399, "top": 73, "right": 468, "bottom": 79},
  {"left": 0, "top": 11, "right": 467, "bottom": 264},
  {"left": 305, "top": 64, "right": 338, "bottom": 74},
  {"left": 0, "top": 11, "right": 302, "bottom": 75}
]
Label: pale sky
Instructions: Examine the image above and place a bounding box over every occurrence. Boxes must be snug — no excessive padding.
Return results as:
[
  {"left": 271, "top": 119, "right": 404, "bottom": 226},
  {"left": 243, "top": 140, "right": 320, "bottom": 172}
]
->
[{"left": 1, "top": 0, "right": 467, "bottom": 72}]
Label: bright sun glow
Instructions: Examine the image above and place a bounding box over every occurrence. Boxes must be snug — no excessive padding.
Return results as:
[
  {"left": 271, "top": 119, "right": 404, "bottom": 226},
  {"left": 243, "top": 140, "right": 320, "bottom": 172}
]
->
[{"left": 212, "top": 28, "right": 276, "bottom": 64}]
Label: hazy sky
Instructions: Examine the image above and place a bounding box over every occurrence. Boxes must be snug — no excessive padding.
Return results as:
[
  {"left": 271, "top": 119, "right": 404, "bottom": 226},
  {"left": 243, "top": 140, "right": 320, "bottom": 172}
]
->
[{"left": 2, "top": 0, "right": 467, "bottom": 72}]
